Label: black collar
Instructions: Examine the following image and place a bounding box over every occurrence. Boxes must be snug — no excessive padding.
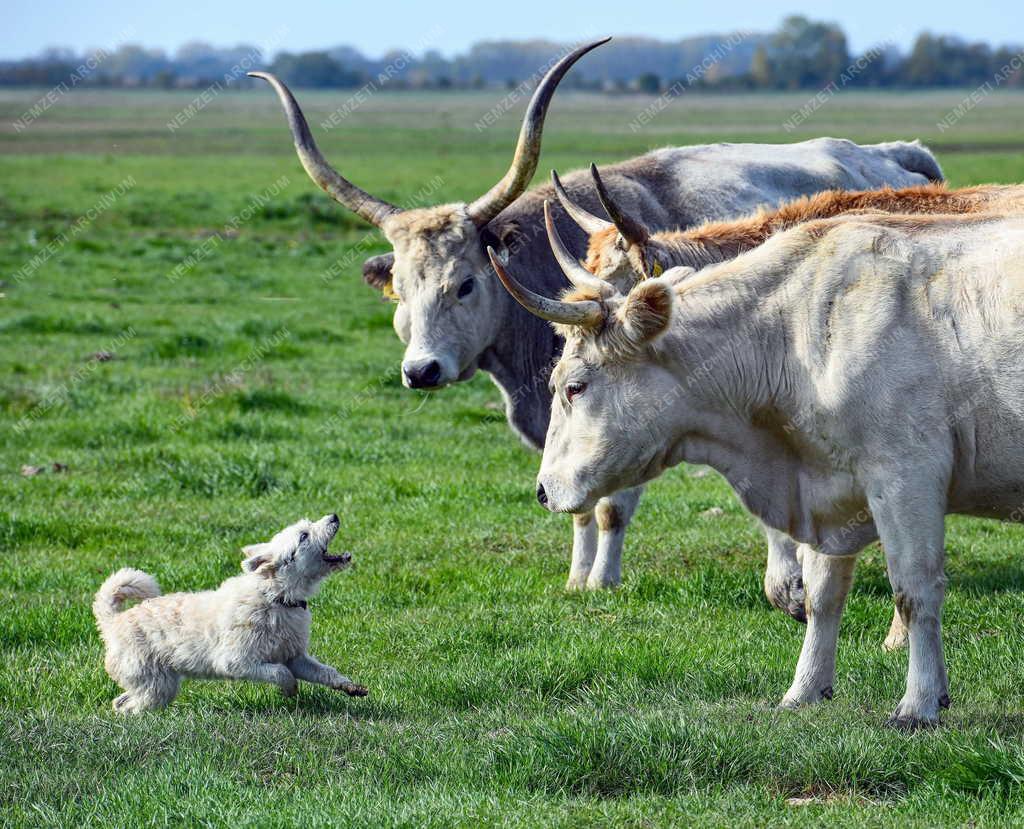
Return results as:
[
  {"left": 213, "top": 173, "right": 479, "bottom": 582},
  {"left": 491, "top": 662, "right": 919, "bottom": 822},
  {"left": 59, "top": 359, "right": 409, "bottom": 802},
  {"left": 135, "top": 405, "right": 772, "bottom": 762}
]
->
[{"left": 274, "top": 597, "right": 308, "bottom": 610}]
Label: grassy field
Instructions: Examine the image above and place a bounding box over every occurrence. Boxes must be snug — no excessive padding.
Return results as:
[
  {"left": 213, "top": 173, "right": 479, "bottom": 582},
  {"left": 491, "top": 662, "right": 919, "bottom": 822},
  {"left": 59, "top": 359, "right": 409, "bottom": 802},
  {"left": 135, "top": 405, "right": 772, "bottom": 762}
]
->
[{"left": 3, "top": 85, "right": 1024, "bottom": 826}]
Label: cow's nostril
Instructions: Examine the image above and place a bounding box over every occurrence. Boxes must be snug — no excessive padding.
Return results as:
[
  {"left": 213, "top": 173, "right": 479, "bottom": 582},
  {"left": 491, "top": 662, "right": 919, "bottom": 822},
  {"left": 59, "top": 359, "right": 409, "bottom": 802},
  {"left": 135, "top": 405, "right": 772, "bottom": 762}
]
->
[
  {"left": 536, "top": 483, "right": 548, "bottom": 505},
  {"left": 421, "top": 360, "right": 441, "bottom": 387},
  {"left": 403, "top": 360, "right": 443, "bottom": 389}
]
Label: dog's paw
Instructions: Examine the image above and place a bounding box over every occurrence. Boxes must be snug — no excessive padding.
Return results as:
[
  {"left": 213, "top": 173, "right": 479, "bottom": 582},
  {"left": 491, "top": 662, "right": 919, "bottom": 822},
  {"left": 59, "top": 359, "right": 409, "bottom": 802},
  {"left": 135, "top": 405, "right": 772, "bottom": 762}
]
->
[
  {"left": 339, "top": 681, "right": 368, "bottom": 697},
  {"left": 113, "top": 692, "right": 156, "bottom": 714},
  {"left": 113, "top": 693, "right": 136, "bottom": 714}
]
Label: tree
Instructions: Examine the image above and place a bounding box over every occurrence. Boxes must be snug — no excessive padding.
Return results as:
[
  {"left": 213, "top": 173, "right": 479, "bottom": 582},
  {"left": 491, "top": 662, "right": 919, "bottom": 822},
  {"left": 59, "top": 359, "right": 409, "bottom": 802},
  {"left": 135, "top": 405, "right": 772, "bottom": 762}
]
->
[
  {"left": 268, "top": 52, "right": 362, "bottom": 88},
  {"left": 750, "top": 45, "right": 772, "bottom": 87},
  {"left": 769, "top": 15, "right": 850, "bottom": 89},
  {"left": 636, "top": 72, "right": 661, "bottom": 94}
]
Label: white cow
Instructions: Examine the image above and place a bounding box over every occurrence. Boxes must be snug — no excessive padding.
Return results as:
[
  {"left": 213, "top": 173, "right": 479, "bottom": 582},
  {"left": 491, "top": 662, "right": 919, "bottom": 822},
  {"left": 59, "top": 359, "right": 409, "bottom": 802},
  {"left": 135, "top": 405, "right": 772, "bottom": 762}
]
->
[
  {"left": 490, "top": 209, "right": 1024, "bottom": 728},
  {"left": 548, "top": 176, "right": 1024, "bottom": 641}
]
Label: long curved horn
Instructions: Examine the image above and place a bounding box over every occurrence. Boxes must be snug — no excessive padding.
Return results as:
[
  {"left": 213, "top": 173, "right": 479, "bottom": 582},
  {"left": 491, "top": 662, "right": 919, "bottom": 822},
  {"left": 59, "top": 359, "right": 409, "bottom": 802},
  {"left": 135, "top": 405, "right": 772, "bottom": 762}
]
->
[
  {"left": 487, "top": 247, "right": 603, "bottom": 327},
  {"left": 590, "top": 163, "right": 649, "bottom": 246},
  {"left": 551, "top": 169, "right": 611, "bottom": 234},
  {"left": 249, "top": 71, "right": 401, "bottom": 228},
  {"left": 467, "top": 38, "right": 611, "bottom": 227},
  {"left": 544, "top": 201, "right": 615, "bottom": 298}
]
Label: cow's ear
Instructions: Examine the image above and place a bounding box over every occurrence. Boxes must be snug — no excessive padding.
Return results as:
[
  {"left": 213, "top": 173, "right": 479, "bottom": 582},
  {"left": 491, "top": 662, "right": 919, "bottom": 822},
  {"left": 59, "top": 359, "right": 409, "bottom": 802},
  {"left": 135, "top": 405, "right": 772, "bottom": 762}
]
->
[
  {"left": 362, "top": 253, "right": 397, "bottom": 299},
  {"left": 481, "top": 222, "right": 521, "bottom": 260},
  {"left": 619, "top": 278, "right": 673, "bottom": 345}
]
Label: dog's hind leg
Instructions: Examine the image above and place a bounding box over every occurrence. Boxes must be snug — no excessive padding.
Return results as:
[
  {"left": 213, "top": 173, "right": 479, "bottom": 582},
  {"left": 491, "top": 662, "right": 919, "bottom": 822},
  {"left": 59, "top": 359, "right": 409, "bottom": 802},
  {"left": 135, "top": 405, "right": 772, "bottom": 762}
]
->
[
  {"left": 287, "top": 654, "right": 368, "bottom": 697},
  {"left": 113, "top": 669, "right": 181, "bottom": 714}
]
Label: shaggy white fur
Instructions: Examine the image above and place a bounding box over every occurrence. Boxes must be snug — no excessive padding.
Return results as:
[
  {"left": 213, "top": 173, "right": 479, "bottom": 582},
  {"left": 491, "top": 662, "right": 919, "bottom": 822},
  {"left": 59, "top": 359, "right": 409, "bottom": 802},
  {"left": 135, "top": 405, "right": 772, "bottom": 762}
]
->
[{"left": 93, "top": 514, "right": 366, "bottom": 713}]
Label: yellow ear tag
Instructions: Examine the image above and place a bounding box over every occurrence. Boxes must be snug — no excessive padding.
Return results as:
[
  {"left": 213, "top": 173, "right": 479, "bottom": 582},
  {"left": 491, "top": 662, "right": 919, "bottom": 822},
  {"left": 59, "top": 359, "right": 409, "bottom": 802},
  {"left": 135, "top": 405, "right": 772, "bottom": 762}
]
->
[
  {"left": 650, "top": 261, "right": 663, "bottom": 278},
  {"left": 382, "top": 280, "right": 400, "bottom": 301}
]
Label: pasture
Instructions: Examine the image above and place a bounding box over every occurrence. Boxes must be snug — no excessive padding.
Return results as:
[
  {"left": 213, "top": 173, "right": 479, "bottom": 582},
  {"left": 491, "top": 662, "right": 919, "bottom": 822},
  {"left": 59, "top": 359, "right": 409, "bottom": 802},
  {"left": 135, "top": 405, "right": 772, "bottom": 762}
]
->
[{"left": 4, "top": 86, "right": 1024, "bottom": 826}]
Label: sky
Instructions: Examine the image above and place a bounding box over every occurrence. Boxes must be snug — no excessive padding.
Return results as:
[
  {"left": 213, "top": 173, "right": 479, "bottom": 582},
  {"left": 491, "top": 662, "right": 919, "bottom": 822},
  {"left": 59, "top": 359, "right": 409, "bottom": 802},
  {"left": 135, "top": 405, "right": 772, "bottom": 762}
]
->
[{"left": 4, "top": 0, "right": 1020, "bottom": 60}]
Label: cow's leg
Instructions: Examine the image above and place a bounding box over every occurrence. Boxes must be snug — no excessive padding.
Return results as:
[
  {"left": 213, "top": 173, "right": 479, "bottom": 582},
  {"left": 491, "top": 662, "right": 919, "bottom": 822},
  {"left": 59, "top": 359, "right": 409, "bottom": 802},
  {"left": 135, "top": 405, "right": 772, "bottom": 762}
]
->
[
  {"left": 869, "top": 483, "right": 949, "bottom": 729},
  {"left": 780, "top": 548, "right": 857, "bottom": 708},
  {"left": 587, "top": 486, "right": 644, "bottom": 589},
  {"left": 763, "top": 525, "right": 807, "bottom": 622},
  {"left": 566, "top": 512, "right": 598, "bottom": 590},
  {"left": 883, "top": 606, "right": 909, "bottom": 651}
]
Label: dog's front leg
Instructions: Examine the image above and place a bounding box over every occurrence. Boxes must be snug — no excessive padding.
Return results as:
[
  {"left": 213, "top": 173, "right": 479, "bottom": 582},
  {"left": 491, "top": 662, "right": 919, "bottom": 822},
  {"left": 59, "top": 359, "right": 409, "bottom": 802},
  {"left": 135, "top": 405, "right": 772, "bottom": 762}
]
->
[
  {"left": 242, "top": 662, "right": 298, "bottom": 697},
  {"left": 287, "top": 654, "right": 368, "bottom": 697}
]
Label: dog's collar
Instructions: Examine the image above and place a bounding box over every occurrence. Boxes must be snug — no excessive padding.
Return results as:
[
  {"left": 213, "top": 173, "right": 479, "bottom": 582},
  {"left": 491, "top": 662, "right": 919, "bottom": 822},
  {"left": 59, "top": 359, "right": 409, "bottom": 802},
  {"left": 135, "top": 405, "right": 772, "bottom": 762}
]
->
[{"left": 274, "top": 597, "right": 308, "bottom": 610}]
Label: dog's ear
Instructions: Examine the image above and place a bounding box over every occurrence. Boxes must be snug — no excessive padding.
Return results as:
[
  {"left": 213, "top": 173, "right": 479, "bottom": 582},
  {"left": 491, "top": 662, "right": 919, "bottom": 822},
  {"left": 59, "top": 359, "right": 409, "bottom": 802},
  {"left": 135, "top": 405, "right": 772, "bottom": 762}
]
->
[
  {"left": 242, "top": 553, "right": 276, "bottom": 575},
  {"left": 241, "top": 544, "right": 277, "bottom": 575}
]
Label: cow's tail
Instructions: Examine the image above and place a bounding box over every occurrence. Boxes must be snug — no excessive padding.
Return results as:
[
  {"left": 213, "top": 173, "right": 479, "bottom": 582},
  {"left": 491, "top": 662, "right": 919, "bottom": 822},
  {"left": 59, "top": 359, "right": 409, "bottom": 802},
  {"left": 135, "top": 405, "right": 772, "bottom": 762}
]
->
[
  {"left": 890, "top": 139, "right": 945, "bottom": 183},
  {"left": 93, "top": 568, "right": 160, "bottom": 625}
]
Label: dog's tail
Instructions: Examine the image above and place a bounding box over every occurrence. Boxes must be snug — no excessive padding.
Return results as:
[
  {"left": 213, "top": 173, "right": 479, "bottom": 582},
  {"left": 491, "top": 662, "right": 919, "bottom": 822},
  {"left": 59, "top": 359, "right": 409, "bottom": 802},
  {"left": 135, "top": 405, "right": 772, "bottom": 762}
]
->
[{"left": 93, "top": 568, "right": 160, "bottom": 624}]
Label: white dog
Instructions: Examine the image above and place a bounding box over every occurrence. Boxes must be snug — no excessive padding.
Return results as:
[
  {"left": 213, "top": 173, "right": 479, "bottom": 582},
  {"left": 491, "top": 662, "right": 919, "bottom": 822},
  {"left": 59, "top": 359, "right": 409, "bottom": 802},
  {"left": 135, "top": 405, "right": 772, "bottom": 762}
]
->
[{"left": 93, "top": 513, "right": 367, "bottom": 713}]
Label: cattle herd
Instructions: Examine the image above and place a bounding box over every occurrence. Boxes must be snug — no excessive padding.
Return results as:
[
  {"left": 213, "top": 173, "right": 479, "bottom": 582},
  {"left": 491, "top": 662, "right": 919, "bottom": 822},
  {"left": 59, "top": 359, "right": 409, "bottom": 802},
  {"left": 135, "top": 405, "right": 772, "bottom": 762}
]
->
[{"left": 252, "top": 38, "right": 1024, "bottom": 729}]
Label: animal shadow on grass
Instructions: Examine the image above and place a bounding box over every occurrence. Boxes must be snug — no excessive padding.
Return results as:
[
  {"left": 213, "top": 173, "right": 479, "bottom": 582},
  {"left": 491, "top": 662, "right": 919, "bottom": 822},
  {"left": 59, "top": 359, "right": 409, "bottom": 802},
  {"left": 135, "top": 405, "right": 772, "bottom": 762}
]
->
[
  {"left": 228, "top": 687, "right": 403, "bottom": 721},
  {"left": 853, "top": 550, "right": 1024, "bottom": 601},
  {"left": 948, "top": 556, "right": 1024, "bottom": 598},
  {"left": 945, "top": 711, "right": 1024, "bottom": 738}
]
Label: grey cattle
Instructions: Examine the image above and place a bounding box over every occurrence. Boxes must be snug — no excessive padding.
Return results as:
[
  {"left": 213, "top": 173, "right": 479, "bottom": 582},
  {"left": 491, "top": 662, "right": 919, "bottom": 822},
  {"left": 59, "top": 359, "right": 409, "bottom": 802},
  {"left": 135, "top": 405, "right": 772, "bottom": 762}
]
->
[
  {"left": 492, "top": 209, "right": 1024, "bottom": 728},
  {"left": 253, "top": 40, "right": 943, "bottom": 594}
]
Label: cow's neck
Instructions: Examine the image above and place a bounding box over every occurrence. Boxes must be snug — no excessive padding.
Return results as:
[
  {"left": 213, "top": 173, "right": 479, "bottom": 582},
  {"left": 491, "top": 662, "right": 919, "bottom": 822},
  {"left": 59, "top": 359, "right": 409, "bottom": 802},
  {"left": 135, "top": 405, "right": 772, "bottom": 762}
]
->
[
  {"left": 476, "top": 214, "right": 605, "bottom": 452},
  {"left": 654, "top": 264, "right": 832, "bottom": 546},
  {"left": 477, "top": 282, "right": 558, "bottom": 451}
]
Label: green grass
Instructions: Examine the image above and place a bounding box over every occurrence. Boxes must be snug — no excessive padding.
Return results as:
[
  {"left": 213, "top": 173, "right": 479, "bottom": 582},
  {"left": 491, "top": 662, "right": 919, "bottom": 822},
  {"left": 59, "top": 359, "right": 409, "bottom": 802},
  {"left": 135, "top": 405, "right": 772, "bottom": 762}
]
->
[{"left": 3, "top": 87, "right": 1024, "bottom": 827}]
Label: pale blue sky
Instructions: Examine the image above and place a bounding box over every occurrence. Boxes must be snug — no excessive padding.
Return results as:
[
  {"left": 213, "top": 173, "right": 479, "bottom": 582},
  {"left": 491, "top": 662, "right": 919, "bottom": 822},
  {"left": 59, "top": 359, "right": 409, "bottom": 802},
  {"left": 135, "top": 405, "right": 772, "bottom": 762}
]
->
[{"left": 4, "top": 0, "right": 1020, "bottom": 60}]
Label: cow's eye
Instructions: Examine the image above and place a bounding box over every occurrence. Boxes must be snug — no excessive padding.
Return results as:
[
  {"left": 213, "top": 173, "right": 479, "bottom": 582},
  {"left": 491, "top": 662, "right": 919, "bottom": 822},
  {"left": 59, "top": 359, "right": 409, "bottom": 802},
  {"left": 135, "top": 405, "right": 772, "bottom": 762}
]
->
[
  {"left": 565, "top": 381, "right": 586, "bottom": 403},
  {"left": 457, "top": 276, "right": 475, "bottom": 299},
  {"left": 298, "top": 532, "right": 309, "bottom": 544}
]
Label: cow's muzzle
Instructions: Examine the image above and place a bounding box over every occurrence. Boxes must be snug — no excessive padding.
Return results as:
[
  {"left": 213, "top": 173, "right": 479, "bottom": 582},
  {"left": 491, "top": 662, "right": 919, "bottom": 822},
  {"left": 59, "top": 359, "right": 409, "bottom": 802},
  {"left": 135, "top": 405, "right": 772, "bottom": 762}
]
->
[{"left": 402, "top": 359, "right": 442, "bottom": 389}]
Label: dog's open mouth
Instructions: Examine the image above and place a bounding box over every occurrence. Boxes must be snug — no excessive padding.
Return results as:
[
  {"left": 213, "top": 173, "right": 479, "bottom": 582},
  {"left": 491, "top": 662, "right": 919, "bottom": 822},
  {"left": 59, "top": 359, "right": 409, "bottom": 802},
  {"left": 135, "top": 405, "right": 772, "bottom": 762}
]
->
[{"left": 323, "top": 552, "right": 352, "bottom": 567}]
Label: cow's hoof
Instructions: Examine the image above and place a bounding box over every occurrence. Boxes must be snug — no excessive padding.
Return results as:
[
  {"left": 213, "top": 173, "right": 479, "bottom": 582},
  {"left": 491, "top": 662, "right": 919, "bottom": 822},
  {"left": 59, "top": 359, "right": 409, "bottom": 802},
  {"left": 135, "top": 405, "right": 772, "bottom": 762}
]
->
[
  {"left": 885, "top": 714, "right": 939, "bottom": 732},
  {"left": 778, "top": 685, "right": 832, "bottom": 710},
  {"left": 765, "top": 574, "right": 807, "bottom": 623},
  {"left": 565, "top": 574, "right": 590, "bottom": 591},
  {"left": 886, "top": 697, "right": 941, "bottom": 731},
  {"left": 585, "top": 577, "right": 620, "bottom": 591},
  {"left": 882, "top": 610, "right": 909, "bottom": 652},
  {"left": 882, "top": 631, "right": 908, "bottom": 652}
]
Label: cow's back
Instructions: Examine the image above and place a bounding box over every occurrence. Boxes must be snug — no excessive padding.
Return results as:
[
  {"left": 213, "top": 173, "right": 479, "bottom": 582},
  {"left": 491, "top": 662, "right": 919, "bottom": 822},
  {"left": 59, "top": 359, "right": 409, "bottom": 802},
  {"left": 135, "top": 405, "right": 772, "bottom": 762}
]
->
[
  {"left": 762, "top": 215, "right": 1024, "bottom": 521},
  {"left": 616, "top": 138, "right": 943, "bottom": 230}
]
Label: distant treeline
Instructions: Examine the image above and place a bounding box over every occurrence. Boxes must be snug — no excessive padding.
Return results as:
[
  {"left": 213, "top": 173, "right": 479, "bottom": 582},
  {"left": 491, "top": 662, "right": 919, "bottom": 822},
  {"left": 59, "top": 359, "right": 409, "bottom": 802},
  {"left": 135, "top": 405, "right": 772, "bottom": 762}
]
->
[{"left": 1, "top": 16, "right": 1022, "bottom": 93}]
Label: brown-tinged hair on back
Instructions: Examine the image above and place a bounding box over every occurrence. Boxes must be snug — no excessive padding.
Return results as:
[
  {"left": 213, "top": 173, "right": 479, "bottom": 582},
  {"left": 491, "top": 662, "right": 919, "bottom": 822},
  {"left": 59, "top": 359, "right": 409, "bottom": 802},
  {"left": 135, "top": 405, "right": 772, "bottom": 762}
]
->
[
  {"left": 582, "top": 182, "right": 1024, "bottom": 275},
  {"left": 675, "top": 209, "right": 1013, "bottom": 300},
  {"left": 680, "top": 183, "right": 1009, "bottom": 251}
]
